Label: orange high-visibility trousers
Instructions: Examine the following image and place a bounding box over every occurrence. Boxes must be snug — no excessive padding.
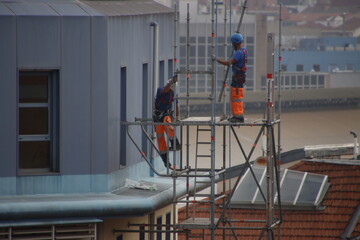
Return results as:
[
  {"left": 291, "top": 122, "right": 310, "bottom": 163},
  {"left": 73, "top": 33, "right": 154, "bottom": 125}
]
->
[
  {"left": 155, "top": 115, "right": 175, "bottom": 155},
  {"left": 230, "top": 86, "right": 244, "bottom": 118}
]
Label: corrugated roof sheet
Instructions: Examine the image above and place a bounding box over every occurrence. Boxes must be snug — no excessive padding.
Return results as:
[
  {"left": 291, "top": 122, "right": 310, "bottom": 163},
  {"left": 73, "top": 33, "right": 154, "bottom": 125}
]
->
[
  {"left": 81, "top": 0, "right": 173, "bottom": 16},
  {"left": 0, "top": 3, "right": 14, "bottom": 15},
  {"left": 0, "top": 0, "right": 172, "bottom": 16},
  {"left": 5, "top": 2, "right": 58, "bottom": 16},
  {"left": 178, "top": 160, "right": 360, "bottom": 239},
  {"left": 49, "top": 2, "right": 90, "bottom": 16}
]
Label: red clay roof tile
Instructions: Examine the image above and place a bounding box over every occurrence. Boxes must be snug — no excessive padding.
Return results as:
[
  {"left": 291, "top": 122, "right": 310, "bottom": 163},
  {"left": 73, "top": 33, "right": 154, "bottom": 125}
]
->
[{"left": 178, "top": 161, "right": 360, "bottom": 239}]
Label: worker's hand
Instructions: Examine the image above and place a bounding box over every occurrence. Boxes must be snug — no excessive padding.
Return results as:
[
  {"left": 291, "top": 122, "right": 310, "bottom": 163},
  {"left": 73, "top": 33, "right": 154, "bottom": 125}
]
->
[{"left": 211, "top": 54, "right": 217, "bottom": 61}]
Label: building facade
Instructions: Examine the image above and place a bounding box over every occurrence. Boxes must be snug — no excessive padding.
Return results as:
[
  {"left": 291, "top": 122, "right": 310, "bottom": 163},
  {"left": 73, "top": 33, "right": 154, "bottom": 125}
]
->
[{"left": 0, "top": 0, "right": 180, "bottom": 239}]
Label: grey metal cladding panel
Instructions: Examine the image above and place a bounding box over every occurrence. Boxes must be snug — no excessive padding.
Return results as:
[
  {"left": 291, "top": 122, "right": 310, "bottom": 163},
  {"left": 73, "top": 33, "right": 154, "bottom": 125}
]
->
[
  {"left": 49, "top": 2, "right": 90, "bottom": 16},
  {"left": 17, "top": 16, "right": 60, "bottom": 68},
  {"left": 82, "top": 1, "right": 173, "bottom": 16},
  {"left": 5, "top": 2, "right": 58, "bottom": 16},
  {"left": 89, "top": 16, "right": 109, "bottom": 174},
  {"left": 60, "top": 16, "right": 91, "bottom": 175},
  {"left": 0, "top": 10, "right": 16, "bottom": 178}
]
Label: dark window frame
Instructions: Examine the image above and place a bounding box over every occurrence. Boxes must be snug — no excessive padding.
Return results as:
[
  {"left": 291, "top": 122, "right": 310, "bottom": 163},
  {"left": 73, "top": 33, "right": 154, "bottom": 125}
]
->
[
  {"left": 120, "top": 67, "right": 127, "bottom": 167},
  {"left": 18, "top": 70, "right": 60, "bottom": 174}
]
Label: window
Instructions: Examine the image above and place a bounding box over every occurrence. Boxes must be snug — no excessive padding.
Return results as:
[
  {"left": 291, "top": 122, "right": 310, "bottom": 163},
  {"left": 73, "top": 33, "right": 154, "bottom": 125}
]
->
[
  {"left": 198, "top": 37, "right": 205, "bottom": 43},
  {"left": 313, "top": 64, "right": 320, "bottom": 72},
  {"left": 0, "top": 223, "right": 97, "bottom": 239},
  {"left": 168, "top": 59, "right": 173, "bottom": 79},
  {"left": 157, "top": 216, "right": 162, "bottom": 240},
  {"left": 285, "top": 76, "right": 290, "bottom": 89},
  {"left": 246, "top": 45, "right": 254, "bottom": 57},
  {"left": 166, "top": 212, "right": 171, "bottom": 240},
  {"left": 180, "top": 37, "right": 186, "bottom": 44},
  {"left": 304, "top": 75, "right": 310, "bottom": 88},
  {"left": 142, "top": 64, "right": 149, "bottom": 157},
  {"left": 218, "top": 46, "right": 225, "bottom": 57},
  {"left": 179, "top": 46, "right": 186, "bottom": 58},
  {"left": 281, "top": 64, "right": 287, "bottom": 72},
  {"left": 120, "top": 67, "right": 127, "bottom": 167},
  {"left": 311, "top": 75, "right": 317, "bottom": 88},
  {"left": 297, "top": 75, "right": 303, "bottom": 89},
  {"left": 159, "top": 60, "right": 165, "bottom": 87},
  {"left": 18, "top": 70, "right": 59, "bottom": 174},
  {"left": 198, "top": 45, "right": 205, "bottom": 57},
  {"left": 230, "top": 166, "right": 330, "bottom": 210},
  {"left": 291, "top": 75, "right": 296, "bottom": 89},
  {"left": 296, "top": 64, "right": 304, "bottom": 72},
  {"left": 190, "top": 46, "right": 196, "bottom": 57},
  {"left": 246, "top": 36, "right": 254, "bottom": 43},
  {"left": 318, "top": 75, "right": 325, "bottom": 86}
]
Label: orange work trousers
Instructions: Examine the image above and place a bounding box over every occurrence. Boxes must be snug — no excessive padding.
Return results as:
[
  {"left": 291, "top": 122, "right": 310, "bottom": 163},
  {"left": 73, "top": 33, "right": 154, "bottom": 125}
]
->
[
  {"left": 230, "top": 86, "right": 244, "bottom": 118},
  {"left": 155, "top": 115, "right": 175, "bottom": 155}
]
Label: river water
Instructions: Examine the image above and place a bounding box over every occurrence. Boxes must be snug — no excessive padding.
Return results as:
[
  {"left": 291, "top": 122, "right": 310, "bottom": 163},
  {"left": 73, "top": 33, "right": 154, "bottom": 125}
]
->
[{"left": 178, "top": 108, "right": 360, "bottom": 168}]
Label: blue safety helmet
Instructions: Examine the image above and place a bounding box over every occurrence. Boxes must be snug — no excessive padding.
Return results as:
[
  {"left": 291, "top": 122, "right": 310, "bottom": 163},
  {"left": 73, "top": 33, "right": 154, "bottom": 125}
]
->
[{"left": 230, "top": 33, "right": 244, "bottom": 44}]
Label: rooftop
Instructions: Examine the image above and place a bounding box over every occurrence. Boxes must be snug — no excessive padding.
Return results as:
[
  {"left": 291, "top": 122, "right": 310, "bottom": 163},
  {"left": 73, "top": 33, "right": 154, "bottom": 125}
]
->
[{"left": 178, "top": 159, "right": 360, "bottom": 239}]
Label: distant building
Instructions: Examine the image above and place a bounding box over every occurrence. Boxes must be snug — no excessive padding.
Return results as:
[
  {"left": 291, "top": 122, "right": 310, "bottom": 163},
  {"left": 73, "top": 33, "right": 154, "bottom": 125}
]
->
[
  {"left": 273, "top": 35, "right": 360, "bottom": 90},
  {"left": 176, "top": 0, "right": 275, "bottom": 93}
]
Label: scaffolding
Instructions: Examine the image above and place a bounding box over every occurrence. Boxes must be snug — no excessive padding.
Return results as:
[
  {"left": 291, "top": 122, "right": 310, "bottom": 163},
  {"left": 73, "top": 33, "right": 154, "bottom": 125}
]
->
[{"left": 114, "top": 1, "right": 283, "bottom": 240}]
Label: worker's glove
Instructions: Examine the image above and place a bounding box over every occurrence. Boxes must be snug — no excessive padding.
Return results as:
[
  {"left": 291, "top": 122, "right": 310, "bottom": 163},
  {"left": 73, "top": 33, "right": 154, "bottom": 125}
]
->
[{"left": 211, "top": 54, "right": 217, "bottom": 61}]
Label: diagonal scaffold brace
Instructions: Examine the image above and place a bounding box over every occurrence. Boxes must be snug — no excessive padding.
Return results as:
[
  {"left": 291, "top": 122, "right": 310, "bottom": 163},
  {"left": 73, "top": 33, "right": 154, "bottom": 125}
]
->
[{"left": 218, "top": 0, "right": 248, "bottom": 103}]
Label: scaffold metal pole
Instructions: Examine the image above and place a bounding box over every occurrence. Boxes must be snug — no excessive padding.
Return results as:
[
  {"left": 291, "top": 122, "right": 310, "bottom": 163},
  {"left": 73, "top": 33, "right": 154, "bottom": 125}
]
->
[
  {"left": 210, "top": 0, "right": 216, "bottom": 237},
  {"left": 277, "top": 5, "right": 283, "bottom": 240},
  {"left": 266, "top": 32, "right": 275, "bottom": 240},
  {"left": 185, "top": 7, "right": 191, "bottom": 240}
]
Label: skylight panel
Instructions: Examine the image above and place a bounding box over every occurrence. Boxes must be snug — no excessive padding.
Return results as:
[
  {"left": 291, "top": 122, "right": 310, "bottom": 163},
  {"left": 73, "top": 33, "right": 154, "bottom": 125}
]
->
[
  {"left": 296, "top": 173, "right": 328, "bottom": 205},
  {"left": 234, "top": 166, "right": 264, "bottom": 202},
  {"left": 281, "top": 170, "right": 304, "bottom": 204},
  {"left": 230, "top": 165, "right": 330, "bottom": 210}
]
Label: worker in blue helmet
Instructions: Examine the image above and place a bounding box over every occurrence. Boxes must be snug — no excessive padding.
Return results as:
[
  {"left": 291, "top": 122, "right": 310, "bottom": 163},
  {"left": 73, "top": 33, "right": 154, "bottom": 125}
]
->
[{"left": 212, "top": 33, "right": 247, "bottom": 123}]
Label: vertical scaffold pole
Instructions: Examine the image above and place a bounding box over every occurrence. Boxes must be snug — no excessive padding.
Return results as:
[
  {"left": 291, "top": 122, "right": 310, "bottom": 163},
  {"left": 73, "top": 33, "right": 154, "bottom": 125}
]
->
[
  {"left": 185, "top": 5, "right": 191, "bottom": 240},
  {"left": 277, "top": 3, "right": 282, "bottom": 171},
  {"left": 222, "top": 7, "right": 228, "bottom": 240},
  {"left": 186, "top": 3, "right": 190, "bottom": 118},
  {"left": 222, "top": 5, "right": 228, "bottom": 118},
  {"left": 172, "top": 6, "right": 178, "bottom": 234},
  {"left": 277, "top": 5, "right": 283, "bottom": 240},
  {"left": 266, "top": 32, "right": 275, "bottom": 240},
  {"left": 174, "top": 4, "right": 178, "bottom": 71},
  {"left": 210, "top": 0, "right": 216, "bottom": 239}
]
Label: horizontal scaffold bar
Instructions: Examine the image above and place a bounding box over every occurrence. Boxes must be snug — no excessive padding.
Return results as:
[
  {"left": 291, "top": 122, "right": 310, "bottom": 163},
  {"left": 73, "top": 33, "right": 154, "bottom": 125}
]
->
[
  {"left": 113, "top": 229, "right": 188, "bottom": 234},
  {"left": 121, "top": 119, "right": 280, "bottom": 127},
  {"left": 176, "top": 96, "right": 214, "bottom": 101},
  {"left": 175, "top": 70, "right": 213, "bottom": 75}
]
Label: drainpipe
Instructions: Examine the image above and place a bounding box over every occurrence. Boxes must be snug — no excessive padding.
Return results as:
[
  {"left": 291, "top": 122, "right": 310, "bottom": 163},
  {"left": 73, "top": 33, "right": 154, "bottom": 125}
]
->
[
  {"left": 350, "top": 131, "right": 359, "bottom": 159},
  {"left": 150, "top": 22, "right": 159, "bottom": 176}
]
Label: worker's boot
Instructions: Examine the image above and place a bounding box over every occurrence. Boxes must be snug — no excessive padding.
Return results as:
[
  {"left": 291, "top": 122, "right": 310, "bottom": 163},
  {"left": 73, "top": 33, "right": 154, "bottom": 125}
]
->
[
  {"left": 160, "top": 153, "right": 172, "bottom": 168},
  {"left": 170, "top": 139, "right": 181, "bottom": 151}
]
